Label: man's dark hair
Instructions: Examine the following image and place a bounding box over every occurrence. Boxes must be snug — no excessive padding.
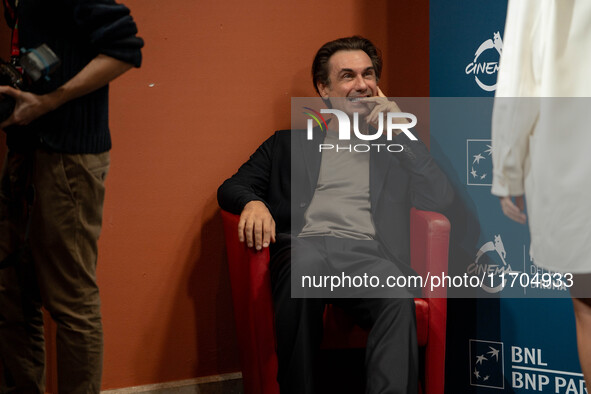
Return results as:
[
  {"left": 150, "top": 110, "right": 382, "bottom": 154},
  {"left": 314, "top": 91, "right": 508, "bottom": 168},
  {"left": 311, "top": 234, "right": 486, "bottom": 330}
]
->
[{"left": 311, "top": 36, "right": 382, "bottom": 95}]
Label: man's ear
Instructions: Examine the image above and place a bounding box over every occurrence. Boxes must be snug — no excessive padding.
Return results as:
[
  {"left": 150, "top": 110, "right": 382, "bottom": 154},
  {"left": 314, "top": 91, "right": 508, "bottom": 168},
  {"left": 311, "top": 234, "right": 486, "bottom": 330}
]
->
[{"left": 317, "top": 82, "right": 329, "bottom": 98}]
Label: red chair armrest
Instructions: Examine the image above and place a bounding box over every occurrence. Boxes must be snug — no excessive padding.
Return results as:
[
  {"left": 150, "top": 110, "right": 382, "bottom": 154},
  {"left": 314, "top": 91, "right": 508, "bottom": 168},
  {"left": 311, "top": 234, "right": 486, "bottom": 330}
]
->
[
  {"left": 410, "top": 208, "right": 450, "bottom": 394},
  {"left": 221, "top": 210, "right": 279, "bottom": 394},
  {"left": 410, "top": 208, "right": 450, "bottom": 299}
]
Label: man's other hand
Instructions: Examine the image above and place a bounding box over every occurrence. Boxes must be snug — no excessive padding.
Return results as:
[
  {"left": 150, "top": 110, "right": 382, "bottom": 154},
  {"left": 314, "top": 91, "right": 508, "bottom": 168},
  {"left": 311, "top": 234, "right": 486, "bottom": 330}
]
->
[
  {"left": 499, "top": 195, "right": 527, "bottom": 224},
  {"left": 0, "top": 86, "right": 56, "bottom": 129},
  {"left": 238, "top": 201, "right": 276, "bottom": 250}
]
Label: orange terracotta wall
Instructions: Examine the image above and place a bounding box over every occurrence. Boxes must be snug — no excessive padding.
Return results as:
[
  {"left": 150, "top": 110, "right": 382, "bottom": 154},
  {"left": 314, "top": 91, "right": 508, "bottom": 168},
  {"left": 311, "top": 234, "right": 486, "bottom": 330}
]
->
[{"left": 1, "top": 0, "right": 429, "bottom": 389}]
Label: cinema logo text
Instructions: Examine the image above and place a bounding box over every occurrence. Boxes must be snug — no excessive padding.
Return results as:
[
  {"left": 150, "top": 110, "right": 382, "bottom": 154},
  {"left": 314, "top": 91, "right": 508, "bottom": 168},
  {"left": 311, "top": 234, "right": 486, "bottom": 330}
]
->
[
  {"left": 465, "top": 31, "right": 503, "bottom": 92},
  {"left": 467, "top": 234, "right": 515, "bottom": 293},
  {"left": 304, "top": 108, "right": 418, "bottom": 152}
]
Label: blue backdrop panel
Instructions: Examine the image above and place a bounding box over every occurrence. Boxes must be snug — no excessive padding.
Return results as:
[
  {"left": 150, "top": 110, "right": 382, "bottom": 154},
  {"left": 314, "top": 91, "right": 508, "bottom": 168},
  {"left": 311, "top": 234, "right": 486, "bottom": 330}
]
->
[
  {"left": 429, "top": 1, "right": 583, "bottom": 393},
  {"left": 430, "top": 0, "right": 507, "bottom": 97}
]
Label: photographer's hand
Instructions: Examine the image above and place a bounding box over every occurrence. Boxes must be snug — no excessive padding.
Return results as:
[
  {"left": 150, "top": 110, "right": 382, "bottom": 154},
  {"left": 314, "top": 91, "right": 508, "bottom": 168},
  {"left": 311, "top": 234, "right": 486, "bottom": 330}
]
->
[
  {"left": 0, "top": 54, "right": 133, "bottom": 130},
  {"left": 0, "top": 86, "right": 56, "bottom": 129}
]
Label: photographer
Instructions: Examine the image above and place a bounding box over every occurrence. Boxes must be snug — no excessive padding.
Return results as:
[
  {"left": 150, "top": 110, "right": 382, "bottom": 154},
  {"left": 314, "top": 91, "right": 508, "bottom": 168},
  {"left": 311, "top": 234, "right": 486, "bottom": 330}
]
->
[{"left": 0, "top": 1, "right": 143, "bottom": 392}]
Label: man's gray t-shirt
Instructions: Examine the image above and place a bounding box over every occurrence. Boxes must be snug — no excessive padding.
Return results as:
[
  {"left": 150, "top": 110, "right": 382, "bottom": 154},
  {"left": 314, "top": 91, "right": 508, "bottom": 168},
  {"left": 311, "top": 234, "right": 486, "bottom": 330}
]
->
[{"left": 298, "top": 130, "right": 376, "bottom": 240}]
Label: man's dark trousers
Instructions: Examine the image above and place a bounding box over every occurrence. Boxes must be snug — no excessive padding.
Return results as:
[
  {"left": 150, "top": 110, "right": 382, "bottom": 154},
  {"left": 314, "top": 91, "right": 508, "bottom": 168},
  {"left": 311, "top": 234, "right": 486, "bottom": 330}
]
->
[{"left": 269, "top": 234, "right": 419, "bottom": 394}]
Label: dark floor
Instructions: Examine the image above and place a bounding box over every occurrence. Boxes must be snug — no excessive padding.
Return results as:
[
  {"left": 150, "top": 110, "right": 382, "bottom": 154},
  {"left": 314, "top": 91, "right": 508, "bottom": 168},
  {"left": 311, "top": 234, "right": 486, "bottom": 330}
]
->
[
  {"left": 196, "top": 378, "right": 244, "bottom": 394},
  {"left": 317, "top": 348, "right": 366, "bottom": 393}
]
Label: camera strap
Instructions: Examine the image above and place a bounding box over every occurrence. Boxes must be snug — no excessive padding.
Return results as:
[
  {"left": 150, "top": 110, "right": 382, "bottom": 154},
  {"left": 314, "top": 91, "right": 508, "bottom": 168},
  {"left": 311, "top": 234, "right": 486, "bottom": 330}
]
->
[
  {"left": 2, "top": 0, "right": 20, "bottom": 61},
  {"left": 2, "top": 0, "right": 15, "bottom": 22},
  {"left": 10, "top": 23, "right": 19, "bottom": 60}
]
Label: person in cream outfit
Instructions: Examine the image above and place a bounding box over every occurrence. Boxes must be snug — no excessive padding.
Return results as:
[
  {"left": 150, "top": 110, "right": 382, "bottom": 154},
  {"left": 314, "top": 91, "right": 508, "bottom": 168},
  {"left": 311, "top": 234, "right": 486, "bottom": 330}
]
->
[{"left": 491, "top": 0, "right": 591, "bottom": 388}]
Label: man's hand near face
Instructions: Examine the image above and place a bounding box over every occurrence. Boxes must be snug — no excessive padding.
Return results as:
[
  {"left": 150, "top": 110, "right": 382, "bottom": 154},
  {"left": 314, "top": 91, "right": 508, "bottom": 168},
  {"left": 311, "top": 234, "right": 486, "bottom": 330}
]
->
[
  {"left": 239, "top": 200, "right": 276, "bottom": 250},
  {"left": 360, "top": 87, "right": 408, "bottom": 131}
]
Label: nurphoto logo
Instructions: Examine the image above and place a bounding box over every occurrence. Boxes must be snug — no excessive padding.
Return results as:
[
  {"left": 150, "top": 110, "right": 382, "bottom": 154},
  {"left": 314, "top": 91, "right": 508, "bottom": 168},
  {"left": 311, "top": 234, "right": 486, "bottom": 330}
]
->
[{"left": 304, "top": 107, "right": 418, "bottom": 152}]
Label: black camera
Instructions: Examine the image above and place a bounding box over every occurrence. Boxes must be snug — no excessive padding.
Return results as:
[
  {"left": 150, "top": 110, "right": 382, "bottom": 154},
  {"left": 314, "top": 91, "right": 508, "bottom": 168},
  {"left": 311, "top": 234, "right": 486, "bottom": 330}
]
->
[{"left": 0, "top": 44, "right": 60, "bottom": 123}]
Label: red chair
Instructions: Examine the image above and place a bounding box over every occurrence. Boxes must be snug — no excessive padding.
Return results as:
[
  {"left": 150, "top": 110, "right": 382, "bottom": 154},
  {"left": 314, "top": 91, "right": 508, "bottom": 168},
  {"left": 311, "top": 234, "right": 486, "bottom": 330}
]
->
[{"left": 222, "top": 208, "right": 450, "bottom": 394}]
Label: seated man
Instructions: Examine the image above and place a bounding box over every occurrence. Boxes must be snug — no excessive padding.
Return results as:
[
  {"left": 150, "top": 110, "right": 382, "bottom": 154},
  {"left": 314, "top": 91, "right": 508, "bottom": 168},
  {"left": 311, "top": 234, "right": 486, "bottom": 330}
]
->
[{"left": 218, "top": 36, "right": 453, "bottom": 394}]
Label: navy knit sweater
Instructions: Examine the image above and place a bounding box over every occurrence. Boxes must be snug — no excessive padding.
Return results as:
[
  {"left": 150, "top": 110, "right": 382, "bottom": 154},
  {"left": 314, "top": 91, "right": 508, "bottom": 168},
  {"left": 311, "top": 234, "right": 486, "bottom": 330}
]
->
[{"left": 4, "top": 0, "right": 143, "bottom": 153}]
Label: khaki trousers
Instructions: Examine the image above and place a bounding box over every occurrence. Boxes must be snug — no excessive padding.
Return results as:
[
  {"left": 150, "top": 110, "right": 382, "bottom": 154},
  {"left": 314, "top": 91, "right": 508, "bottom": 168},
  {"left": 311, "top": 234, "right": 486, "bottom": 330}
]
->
[{"left": 0, "top": 149, "right": 109, "bottom": 394}]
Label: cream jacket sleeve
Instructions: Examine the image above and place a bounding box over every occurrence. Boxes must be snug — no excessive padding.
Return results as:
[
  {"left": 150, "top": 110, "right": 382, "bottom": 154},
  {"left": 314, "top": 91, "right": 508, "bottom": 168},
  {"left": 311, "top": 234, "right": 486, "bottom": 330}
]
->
[{"left": 491, "top": 0, "right": 540, "bottom": 197}]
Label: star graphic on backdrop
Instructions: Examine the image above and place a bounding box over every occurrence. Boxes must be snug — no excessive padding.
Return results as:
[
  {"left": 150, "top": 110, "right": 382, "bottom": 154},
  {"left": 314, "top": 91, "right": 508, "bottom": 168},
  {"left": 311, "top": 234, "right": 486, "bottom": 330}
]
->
[
  {"left": 488, "top": 347, "right": 500, "bottom": 361},
  {"left": 485, "top": 145, "right": 493, "bottom": 155},
  {"left": 480, "top": 173, "right": 487, "bottom": 180},
  {"left": 473, "top": 153, "right": 484, "bottom": 164},
  {"left": 483, "top": 376, "right": 490, "bottom": 381},
  {"left": 476, "top": 354, "right": 487, "bottom": 365},
  {"left": 471, "top": 167, "right": 478, "bottom": 178},
  {"left": 473, "top": 368, "right": 481, "bottom": 379}
]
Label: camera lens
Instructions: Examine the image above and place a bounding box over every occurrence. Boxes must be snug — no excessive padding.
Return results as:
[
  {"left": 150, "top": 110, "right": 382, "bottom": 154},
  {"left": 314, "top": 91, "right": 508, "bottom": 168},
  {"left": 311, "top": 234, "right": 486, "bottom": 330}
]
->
[{"left": 0, "top": 61, "right": 24, "bottom": 123}]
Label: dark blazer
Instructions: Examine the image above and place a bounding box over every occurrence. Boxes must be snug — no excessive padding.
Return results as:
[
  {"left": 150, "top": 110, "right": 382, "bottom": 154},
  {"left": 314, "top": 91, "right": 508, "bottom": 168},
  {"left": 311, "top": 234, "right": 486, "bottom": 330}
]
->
[{"left": 218, "top": 128, "right": 453, "bottom": 271}]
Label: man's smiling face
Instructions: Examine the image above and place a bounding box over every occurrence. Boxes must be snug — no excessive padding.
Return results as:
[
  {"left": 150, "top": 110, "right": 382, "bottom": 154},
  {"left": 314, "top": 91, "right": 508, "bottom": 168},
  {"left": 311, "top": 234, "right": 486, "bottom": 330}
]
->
[{"left": 317, "top": 49, "right": 378, "bottom": 116}]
